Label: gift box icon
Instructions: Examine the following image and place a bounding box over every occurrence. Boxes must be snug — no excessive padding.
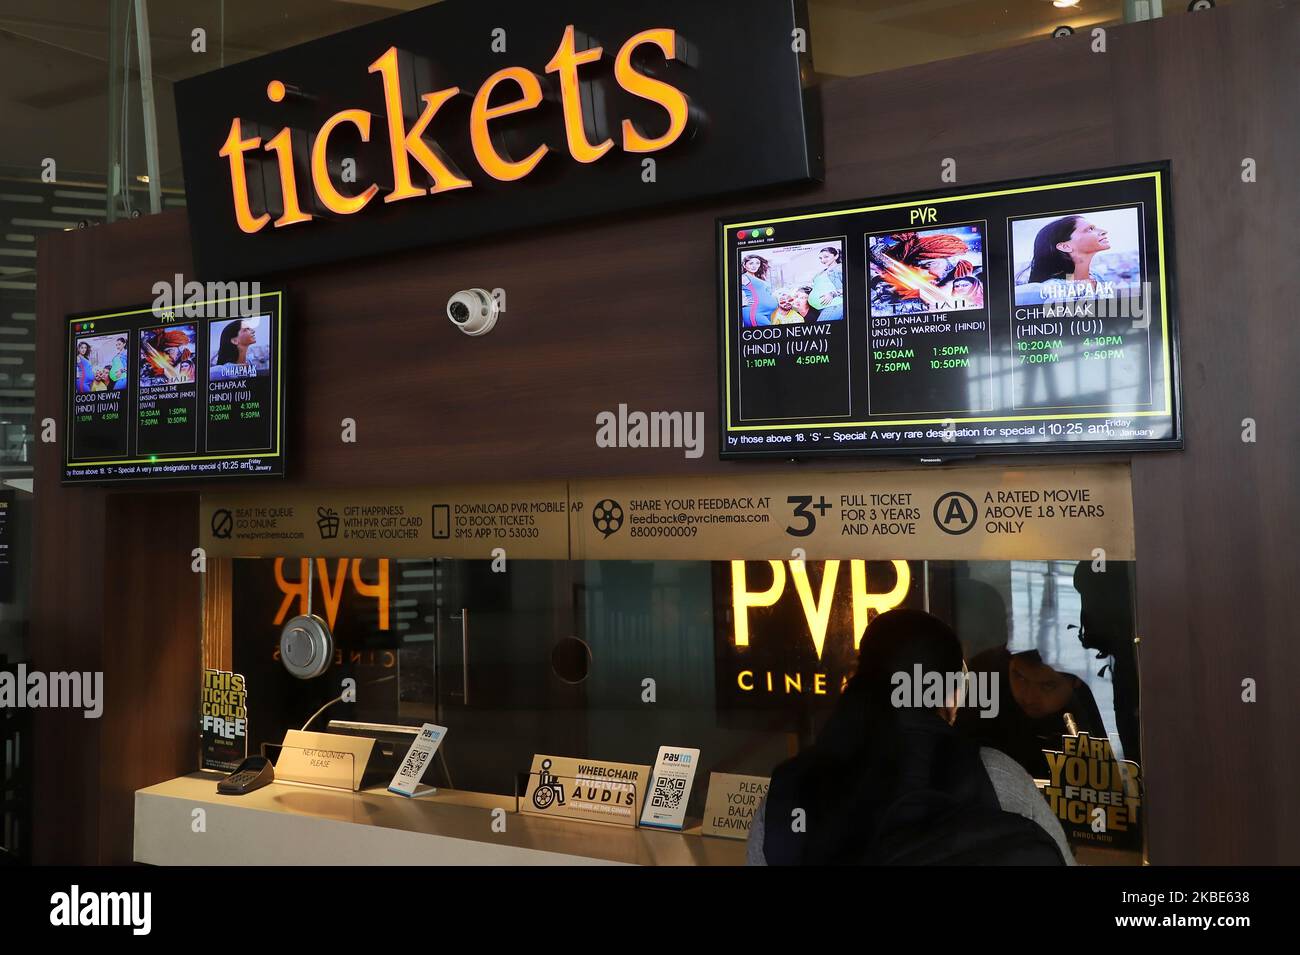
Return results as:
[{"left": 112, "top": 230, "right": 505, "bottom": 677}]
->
[{"left": 317, "top": 506, "right": 340, "bottom": 540}]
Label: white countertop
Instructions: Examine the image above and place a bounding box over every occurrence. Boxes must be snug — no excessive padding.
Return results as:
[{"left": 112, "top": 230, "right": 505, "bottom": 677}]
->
[{"left": 135, "top": 774, "right": 749, "bottom": 866}]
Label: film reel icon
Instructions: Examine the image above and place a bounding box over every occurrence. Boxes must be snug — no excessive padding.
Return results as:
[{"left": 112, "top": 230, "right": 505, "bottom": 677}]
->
[{"left": 592, "top": 499, "right": 625, "bottom": 538}]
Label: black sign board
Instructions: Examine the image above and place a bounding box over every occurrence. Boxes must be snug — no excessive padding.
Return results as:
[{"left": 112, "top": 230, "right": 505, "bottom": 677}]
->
[{"left": 175, "top": 0, "right": 821, "bottom": 279}]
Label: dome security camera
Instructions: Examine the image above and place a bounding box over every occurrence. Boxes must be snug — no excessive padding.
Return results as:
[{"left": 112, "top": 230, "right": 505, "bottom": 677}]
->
[{"left": 447, "top": 288, "right": 500, "bottom": 336}]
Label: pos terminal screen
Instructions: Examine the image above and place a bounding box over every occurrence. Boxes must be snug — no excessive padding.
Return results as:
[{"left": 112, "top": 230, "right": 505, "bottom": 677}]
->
[
  {"left": 63, "top": 290, "right": 285, "bottom": 482},
  {"left": 718, "top": 164, "right": 1180, "bottom": 459}
]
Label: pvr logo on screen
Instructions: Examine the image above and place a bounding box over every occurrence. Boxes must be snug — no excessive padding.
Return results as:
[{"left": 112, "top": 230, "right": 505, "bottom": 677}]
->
[
  {"left": 730, "top": 559, "right": 910, "bottom": 696},
  {"left": 219, "top": 26, "right": 692, "bottom": 234}
]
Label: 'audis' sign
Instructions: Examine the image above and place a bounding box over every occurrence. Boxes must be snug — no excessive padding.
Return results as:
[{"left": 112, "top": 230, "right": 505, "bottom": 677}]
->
[{"left": 175, "top": 0, "right": 821, "bottom": 278}]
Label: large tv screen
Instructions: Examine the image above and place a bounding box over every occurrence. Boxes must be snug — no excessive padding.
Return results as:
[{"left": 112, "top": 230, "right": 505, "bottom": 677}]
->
[
  {"left": 718, "top": 163, "right": 1180, "bottom": 459},
  {"left": 63, "top": 290, "right": 285, "bottom": 482}
]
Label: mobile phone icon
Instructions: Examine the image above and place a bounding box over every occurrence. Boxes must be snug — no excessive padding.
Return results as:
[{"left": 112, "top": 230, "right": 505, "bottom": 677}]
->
[{"left": 432, "top": 504, "right": 450, "bottom": 539}]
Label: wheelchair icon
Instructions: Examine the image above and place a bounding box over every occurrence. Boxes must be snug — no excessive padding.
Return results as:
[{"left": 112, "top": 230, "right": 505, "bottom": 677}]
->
[{"left": 532, "top": 758, "right": 567, "bottom": 810}]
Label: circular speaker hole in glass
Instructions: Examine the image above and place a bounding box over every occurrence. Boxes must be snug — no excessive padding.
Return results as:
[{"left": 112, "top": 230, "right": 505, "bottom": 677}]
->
[{"left": 551, "top": 637, "right": 592, "bottom": 684}]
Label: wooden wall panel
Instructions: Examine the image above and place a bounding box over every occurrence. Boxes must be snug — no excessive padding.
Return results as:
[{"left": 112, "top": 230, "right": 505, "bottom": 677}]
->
[
  {"left": 1122, "top": 4, "right": 1300, "bottom": 864},
  {"left": 96, "top": 494, "right": 201, "bottom": 864},
  {"left": 33, "top": 216, "right": 202, "bottom": 864},
  {"left": 202, "top": 559, "right": 233, "bottom": 673},
  {"left": 31, "top": 0, "right": 1299, "bottom": 862}
]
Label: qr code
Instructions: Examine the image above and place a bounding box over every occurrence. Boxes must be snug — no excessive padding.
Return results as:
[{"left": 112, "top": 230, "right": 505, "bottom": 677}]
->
[
  {"left": 651, "top": 775, "right": 686, "bottom": 810},
  {"left": 400, "top": 748, "right": 431, "bottom": 778}
]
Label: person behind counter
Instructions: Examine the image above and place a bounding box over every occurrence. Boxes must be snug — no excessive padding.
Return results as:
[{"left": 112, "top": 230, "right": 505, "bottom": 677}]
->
[
  {"left": 1072, "top": 561, "right": 1141, "bottom": 766},
  {"left": 748, "top": 609, "right": 1073, "bottom": 865},
  {"left": 961, "top": 647, "right": 1108, "bottom": 780}
]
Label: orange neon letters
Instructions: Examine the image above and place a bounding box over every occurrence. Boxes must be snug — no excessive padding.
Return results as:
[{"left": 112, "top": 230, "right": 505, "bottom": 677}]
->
[
  {"left": 368, "top": 46, "right": 473, "bottom": 202},
  {"left": 545, "top": 25, "right": 613, "bottom": 164},
  {"left": 311, "top": 109, "right": 381, "bottom": 215},
  {"left": 615, "top": 28, "right": 690, "bottom": 153},
  {"left": 218, "top": 119, "right": 270, "bottom": 234},
  {"left": 471, "top": 67, "right": 549, "bottom": 182},
  {"left": 220, "top": 25, "right": 691, "bottom": 230},
  {"left": 263, "top": 126, "right": 312, "bottom": 227}
]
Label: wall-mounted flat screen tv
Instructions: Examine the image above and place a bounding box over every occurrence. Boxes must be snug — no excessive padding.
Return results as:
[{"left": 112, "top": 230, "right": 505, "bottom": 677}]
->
[
  {"left": 63, "top": 290, "right": 285, "bottom": 482},
  {"left": 718, "top": 163, "right": 1180, "bottom": 459}
]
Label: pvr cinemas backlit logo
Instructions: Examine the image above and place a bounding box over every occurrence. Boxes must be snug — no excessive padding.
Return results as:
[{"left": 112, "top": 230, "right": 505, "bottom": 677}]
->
[
  {"left": 731, "top": 560, "right": 910, "bottom": 696},
  {"left": 219, "top": 26, "right": 691, "bottom": 233},
  {"left": 272, "top": 560, "right": 394, "bottom": 670}
]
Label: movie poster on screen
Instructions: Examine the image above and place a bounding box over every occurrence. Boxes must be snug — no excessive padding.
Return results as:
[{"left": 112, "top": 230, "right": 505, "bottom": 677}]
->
[
  {"left": 1040, "top": 732, "right": 1143, "bottom": 853},
  {"left": 200, "top": 669, "right": 248, "bottom": 772}
]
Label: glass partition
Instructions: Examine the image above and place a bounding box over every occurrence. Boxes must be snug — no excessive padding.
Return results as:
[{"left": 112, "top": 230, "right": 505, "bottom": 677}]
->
[{"left": 217, "top": 554, "right": 1143, "bottom": 861}]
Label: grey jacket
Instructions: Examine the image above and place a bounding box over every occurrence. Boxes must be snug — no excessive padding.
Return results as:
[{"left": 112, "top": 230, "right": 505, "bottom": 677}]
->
[{"left": 745, "top": 746, "right": 1076, "bottom": 865}]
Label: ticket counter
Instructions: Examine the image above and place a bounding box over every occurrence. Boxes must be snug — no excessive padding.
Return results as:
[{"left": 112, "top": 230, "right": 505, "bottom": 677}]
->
[
  {"left": 156, "top": 461, "right": 1147, "bottom": 865},
  {"left": 30, "top": 0, "right": 1300, "bottom": 867}
]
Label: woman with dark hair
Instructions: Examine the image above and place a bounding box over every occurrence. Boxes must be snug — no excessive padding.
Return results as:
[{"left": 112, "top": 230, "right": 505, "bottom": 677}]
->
[
  {"left": 109, "top": 337, "right": 128, "bottom": 390},
  {"left": 75, "top": 341, "right": 94, "bottom": 393},
  {"left": 215, "top": 319, "right": 256, "bottom": 366},
  {"left": 748, "top": 608, "right": 1072, "bottom": 865},
  {"left": 1023, "top": 215, "right": 1112, "bottom": 295},
  {"left": 739, "top": 254, "right": 778, "bottom": 327},
  {"left": 809, "top": 246, "right": 844, "bottom": 321}
]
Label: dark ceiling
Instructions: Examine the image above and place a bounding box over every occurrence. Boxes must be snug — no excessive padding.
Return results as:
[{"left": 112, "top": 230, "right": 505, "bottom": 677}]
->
[{"left": 0, "top": 0, "right": 1159, "bottom": 187}]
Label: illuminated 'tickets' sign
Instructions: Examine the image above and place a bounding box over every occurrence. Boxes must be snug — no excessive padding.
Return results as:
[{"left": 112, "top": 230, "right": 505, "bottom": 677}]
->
[
  {"left": 174, "top": 0, "right": 820, "bottom": 278},
  {"left": 220, "top": 27, "right": 691, "bottom": 234}
]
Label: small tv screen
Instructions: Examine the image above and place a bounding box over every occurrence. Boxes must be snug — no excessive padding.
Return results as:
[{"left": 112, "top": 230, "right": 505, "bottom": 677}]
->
[
  {"left": 718, "top": 163, "right": 1180, "bottom": 459},
  {"left": 63, "top": 290, "right": 285, "bottom": 482}
]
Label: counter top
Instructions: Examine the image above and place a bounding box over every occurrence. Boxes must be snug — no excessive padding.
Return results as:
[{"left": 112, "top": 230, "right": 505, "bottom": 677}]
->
[{"left": 134, "top": 774, "right": 749, "bottom": 866}]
